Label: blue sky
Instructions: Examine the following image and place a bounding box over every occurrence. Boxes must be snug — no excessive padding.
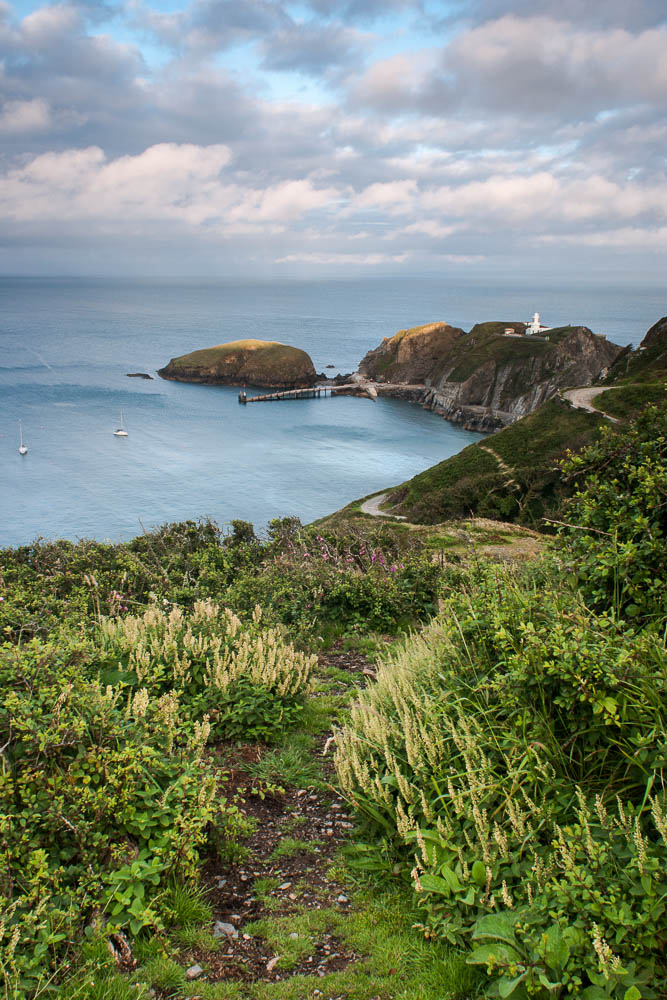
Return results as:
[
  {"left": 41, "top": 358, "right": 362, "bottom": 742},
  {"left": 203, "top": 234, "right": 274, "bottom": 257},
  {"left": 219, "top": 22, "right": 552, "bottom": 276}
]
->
[{"left": 1, "top": 0, "right": 666, "bottom": 278}]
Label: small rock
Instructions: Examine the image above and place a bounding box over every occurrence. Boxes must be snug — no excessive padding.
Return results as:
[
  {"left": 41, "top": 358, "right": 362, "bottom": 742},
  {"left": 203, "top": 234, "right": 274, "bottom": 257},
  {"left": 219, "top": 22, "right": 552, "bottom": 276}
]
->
[
  {"left": 337, "top": 894, "right": 349, "bottom": 904},
  {"left": 229, "top": 913, "right": 241, "bottom": 924},
  {"left": 325, "top": 829, "right": 334, "bottom": 837},
  {"left": 185, "top": 964, "right": 204, "bottom": 980},
  {"left": 266, "top": 956, "right": 281, "bottom": 973},
  {"left": 213, "top": 921, "right": 238, "bottom": 940},
  {"left": 243, "top": 933, "right": 252, "bottom": 940},
  {"left": 216, "top": 877, "right": 227, "bottom": 888},
  {"left": 278, "top": 881, "right": 291, "bottom": 890},
  {"left": 289, "top": 932, "right": 299, "bottom": 940},
  {"left": 288, "top": 892, "right": 298, "bottom": 900}
]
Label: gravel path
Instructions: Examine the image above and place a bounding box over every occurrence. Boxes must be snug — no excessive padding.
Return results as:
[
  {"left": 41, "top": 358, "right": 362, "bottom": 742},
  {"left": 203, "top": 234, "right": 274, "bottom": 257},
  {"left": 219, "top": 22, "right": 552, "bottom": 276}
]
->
[
  {"left": 563, "top": 386, "right": 619, "bottom": 422},
  {"left": 360, "top": 493, "right": 406, "bottom": 519}
]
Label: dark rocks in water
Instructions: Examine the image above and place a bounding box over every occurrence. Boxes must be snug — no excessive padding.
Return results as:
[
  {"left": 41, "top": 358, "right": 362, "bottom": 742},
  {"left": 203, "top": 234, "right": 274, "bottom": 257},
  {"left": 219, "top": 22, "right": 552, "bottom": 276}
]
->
[
  {"left": 158, "top": 339, "right": 317, "bottom": 389},
  {"left": 326, "top": 364, "right": 336, "bottom": 368},
  {"left": 127, "top": 372, "right": 153, "bottom": 379}
]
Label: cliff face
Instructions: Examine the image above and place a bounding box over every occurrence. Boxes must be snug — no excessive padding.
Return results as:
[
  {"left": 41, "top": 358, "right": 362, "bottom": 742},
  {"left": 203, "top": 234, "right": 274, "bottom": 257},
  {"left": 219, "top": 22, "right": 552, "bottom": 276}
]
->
[
  {"left": 605, "top": 316, "right": 667, "bottom": 384},
  {"left": 359, "top": 322, "right": 466, "bottom": 383},
  {"left": 158, "top": 339, "right": 317, "bottom": 389},
  {"left": 360, "top": 321, "right": 622, "bottom": 431}
]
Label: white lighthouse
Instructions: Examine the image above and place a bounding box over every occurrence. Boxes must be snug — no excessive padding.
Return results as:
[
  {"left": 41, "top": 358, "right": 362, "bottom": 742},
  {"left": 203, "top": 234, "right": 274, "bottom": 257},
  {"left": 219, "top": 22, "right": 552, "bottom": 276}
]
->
[{"left": 526, "top": 312, "right": 549, "bottom": 335}]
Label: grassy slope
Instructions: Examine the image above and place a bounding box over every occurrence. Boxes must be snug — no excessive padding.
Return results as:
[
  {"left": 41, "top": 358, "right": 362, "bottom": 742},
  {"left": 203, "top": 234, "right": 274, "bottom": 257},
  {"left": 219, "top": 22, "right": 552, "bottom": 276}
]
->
[
  {"left": 447, "top": 325, "right": 573, "bottom": 382},
  {"left": 378, "top": 399, "right": 605, "bottom": 526},
  {"left": 604, "top": 316, "right": 667, "bottom": 386},
  {"left": 593, "top": 382, "right": 667, "bottom": 420},
  {"left": 166, "top": 341, "right": 315, "bottom": 379}
]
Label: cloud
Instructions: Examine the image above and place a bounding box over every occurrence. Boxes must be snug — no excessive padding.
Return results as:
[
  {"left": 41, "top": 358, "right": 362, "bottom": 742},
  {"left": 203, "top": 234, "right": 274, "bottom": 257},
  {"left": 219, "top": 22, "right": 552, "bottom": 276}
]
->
[
  {"left": 275, "top": 251, "right": 412, "bottom": 265},
  {"left": 1, "top": 0, "right": 666, "bottom": 277},
  {"left": 348, "top": 17, "right": 667, "bottom": 120},
  {"left": 260, "top": 21, "right": 366, "bottom": 75},
  {"left": 135, "top": 0, "right": 289, "bottom": 54},
  {"left": 0, "top": 97, "right": 50, "bottom": 131},
  {"left": 0, "top": 142, "right": 344, "bottom": 236}
]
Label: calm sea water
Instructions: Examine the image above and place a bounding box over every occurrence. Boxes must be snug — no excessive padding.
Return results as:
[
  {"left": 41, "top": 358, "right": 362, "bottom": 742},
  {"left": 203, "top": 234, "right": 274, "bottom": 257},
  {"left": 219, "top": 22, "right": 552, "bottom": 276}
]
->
[{"left": 0, "top": 276, "right": 662, "bottom": 549}]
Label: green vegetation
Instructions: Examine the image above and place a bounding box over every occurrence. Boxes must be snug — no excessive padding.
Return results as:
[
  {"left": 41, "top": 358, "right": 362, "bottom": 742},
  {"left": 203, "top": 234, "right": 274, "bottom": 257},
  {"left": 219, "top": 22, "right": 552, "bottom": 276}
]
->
[
  {"left": 592, "top": 382, "right": 667, "bottom": 419},
  {"left": 447, "top": 325, "right": 561, "bottom": 383},
  {"left": 159, "top": 339, "right": 316, "bottom": 386},
  {"left": 336, "top": 564, "right": 666, "bottom": 998},
  {"left": 604, "top": 317, "right": 667, "bottom": 385},
  {"left": 2, "top": 390, "right": 665, "bottom": 998},
  {"left": 388, "top": 398, "right": 603, "bottom": 525},
  {"left": 559, "top": 402, "right": 667, "bottom": 624}
]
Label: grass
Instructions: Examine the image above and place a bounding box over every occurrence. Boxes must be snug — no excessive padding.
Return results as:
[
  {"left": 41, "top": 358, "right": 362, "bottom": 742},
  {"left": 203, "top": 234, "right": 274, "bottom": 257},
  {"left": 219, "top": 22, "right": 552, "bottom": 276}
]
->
[
  {"left": 161, "top": 340, "right": 315, "bottom": 385},
  {"left": 387, "top": 398, "right": 604, "bottom": 525},
  {"left": 245, "top": 735, "right": 325, "bottom": 789},
  {"left": 164, "top": 882, "right": 214, "bottom": 928},
  {"left": 593, "top": 381, "right": 667, "bottom": 419},
  {"left": 268, "top": 837, "right": 322, "bottom": 862}
]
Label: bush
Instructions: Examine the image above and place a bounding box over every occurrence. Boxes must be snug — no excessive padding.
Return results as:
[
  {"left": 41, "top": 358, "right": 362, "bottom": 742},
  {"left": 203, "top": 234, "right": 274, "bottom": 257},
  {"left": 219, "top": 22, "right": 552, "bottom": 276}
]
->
[
  {"left": 98, "top": 600, "right": 315, "bottom": 740},
  {"left": 334, "top": 563, "right": 667, "bottom": 997},
  {"left": 558, "top": 402, "right": 667, "bottom": 626},
  {"left": 0, "top": 637, "right": 218, "bottom": 995}
]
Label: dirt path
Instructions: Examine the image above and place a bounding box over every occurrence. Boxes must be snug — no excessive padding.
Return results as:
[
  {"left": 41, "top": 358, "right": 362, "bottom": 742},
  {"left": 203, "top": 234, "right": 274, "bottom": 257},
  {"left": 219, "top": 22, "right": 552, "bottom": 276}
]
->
[
  {"left": 563, "top": 386, "right": 619, "bottom": 422},
  {"left": 359, "top": 492, "right": 406, "bottom": 519},
  {"left": 477, "top": 445, "right": 517, "bottom": 487}
]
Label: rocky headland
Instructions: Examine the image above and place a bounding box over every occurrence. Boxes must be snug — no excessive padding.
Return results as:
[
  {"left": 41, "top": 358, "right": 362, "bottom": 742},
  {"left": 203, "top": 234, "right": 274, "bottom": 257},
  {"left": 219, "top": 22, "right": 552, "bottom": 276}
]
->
[
  {"left": 158, "top": 339, "right": 317, "bottom": 389},
  {"left": 358, "top": 320, "right": 622, "bottom": 431}
]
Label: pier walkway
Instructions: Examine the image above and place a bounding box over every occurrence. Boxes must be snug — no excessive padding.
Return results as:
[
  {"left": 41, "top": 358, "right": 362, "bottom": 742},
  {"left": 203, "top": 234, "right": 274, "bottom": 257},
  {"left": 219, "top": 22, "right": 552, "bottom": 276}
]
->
[{"left": 239, "top": 384, "right": 370, "bottom": 403}]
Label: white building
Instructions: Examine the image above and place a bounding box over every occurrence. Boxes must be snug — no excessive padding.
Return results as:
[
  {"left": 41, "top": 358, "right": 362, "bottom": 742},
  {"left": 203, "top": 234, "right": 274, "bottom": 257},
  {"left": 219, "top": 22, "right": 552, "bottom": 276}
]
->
[{"left": 526, "top": 312, "right": 550, "bottom": 335}]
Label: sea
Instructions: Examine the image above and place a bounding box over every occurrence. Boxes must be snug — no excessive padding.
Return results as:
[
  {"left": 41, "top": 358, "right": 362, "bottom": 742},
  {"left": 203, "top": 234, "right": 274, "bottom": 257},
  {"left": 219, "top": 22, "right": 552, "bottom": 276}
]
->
[{"left": 0, "top": 276, "right": 662, "bottom": 550}]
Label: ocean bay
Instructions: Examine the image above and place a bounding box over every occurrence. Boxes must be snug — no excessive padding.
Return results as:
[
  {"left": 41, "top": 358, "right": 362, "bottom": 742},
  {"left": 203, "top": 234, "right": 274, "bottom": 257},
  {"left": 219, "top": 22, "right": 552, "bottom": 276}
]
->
[{"left": 1, "top": 276, "right": 662, "bottom": 548}]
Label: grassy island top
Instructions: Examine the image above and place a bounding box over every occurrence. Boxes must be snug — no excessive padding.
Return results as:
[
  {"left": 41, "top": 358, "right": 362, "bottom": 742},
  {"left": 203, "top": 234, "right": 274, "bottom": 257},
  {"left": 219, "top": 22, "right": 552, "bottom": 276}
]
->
[
  {"left": 169, "top": 339, "right": 311, "bottom": 367},
  {"left": 159, "top": 338, "right": 317, "bottom": 386},
  {"left": 387, "top": 321, "right": 461, "bottom": 345}
]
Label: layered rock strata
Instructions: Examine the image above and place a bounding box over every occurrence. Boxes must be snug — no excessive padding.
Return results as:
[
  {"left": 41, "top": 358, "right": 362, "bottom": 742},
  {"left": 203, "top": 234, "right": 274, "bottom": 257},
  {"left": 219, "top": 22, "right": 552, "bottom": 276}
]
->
[{"left": 359, "top": 321, "right": 623, "bottom": 431}]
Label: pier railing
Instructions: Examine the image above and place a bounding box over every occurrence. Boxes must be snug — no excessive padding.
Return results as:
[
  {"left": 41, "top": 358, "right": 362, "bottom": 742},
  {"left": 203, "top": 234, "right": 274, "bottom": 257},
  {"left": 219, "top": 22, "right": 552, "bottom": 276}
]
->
[{"left": 239, "top": 385, "right": 358, "bottom": 403}]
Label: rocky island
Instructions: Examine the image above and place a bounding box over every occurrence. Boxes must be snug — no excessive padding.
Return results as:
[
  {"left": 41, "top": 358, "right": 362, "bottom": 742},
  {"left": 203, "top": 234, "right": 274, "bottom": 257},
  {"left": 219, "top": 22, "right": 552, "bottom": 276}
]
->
[
  {"left": 158, "top": 339, "right": 317, "bottom": 389},
  {"left": 358, "top": 319, "right": 622, "bottom": 431}
]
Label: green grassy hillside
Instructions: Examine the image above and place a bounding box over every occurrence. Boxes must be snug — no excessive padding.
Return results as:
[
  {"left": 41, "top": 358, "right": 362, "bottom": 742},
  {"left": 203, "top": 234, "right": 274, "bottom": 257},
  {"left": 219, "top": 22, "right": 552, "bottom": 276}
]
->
[
  {"left": 159, "top": 339, "right": 316, "bottom": 386},
  {"left": 387, "top": 398, "right": 603, "bottom": 525}
]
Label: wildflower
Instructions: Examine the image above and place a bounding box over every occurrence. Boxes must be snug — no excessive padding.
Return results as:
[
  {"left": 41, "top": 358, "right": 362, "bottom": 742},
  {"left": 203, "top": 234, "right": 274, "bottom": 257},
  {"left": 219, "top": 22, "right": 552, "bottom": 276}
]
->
[{"left": 390, "top": 565, "right": 397, "bottom": 572}]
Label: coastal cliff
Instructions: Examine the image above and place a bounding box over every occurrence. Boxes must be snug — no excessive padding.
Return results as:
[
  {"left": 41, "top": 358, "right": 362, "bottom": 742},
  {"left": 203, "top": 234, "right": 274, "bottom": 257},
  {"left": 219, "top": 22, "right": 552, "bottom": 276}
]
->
[
  {"left": 359, "top": 320, "right": 622, "bottom": 431},
  {"left": 158, "top": 339, "right": 317, "bottom": 389}
]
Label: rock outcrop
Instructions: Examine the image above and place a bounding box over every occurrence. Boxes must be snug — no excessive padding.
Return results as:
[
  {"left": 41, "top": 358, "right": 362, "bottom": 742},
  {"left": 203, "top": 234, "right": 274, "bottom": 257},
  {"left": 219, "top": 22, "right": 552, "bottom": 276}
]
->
[
  {"left": 359, "top": 321, "right": 623, "bottom": 432},
  {"left": 604, "top": 315, "right": 667, "bottom": 384},
  {"left": 158, "top": 339, "right": 317, "bottom": 389}
]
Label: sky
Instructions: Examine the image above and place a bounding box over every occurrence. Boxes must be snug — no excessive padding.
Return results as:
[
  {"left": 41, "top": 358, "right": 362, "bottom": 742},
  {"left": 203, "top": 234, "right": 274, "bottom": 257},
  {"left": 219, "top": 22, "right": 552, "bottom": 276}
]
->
[{"left": 0, "top": 0, "right": 666, "bottom": 279}]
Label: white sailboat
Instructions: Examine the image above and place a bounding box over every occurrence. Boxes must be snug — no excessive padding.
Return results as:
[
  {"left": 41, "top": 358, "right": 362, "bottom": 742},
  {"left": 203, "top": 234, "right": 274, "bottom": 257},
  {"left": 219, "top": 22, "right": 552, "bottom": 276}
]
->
[
  {"left": 114, "top": 411, "right": 128, "bottom": 437},
  {"left": 18, "top": 421, "right": 28, "bottom": 455}
]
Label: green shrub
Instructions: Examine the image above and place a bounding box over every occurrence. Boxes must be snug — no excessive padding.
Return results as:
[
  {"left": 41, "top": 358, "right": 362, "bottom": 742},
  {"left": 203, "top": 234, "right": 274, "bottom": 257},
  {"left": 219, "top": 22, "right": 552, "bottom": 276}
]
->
[
  {"left": 0, "top": 637, "right": 217, "bottom": 996},
  {"left": 334, "top": 563, "right": 667, "bottom": 997},
  {"left": 98, "top": 600, "right": 315, "bottom": 740},
  {"left": 558, "top": 402, "right": 667, "bottom": 626}
]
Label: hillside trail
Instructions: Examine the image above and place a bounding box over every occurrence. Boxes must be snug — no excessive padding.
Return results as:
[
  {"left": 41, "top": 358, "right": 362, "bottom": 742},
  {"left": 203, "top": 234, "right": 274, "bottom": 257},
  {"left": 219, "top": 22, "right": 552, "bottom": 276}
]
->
[
  {"left": 149, "top": 642, "right": 475, "bottom": 1000},
  {"left": 563, "top": 386, "right": 619, "bottom": 422},
  {"left": 359, "top": 492, "right": 406, "bottom": 519},
  {"left": 477, "top": 445, "right": 518, "bottom": 488}
]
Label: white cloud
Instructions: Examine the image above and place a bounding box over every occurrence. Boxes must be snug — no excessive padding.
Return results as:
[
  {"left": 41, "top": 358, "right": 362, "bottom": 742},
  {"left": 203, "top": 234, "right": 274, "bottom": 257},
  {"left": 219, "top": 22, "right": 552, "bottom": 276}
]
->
[{"left": 0, "top": 98, "right": 51, "bottom": 132}]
